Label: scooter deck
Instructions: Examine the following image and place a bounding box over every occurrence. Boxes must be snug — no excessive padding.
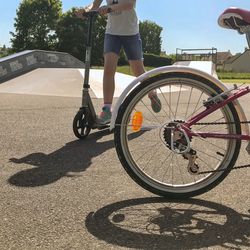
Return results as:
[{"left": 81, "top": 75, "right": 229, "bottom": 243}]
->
[{"left": 97, "top": 123, "right": 110, "bottom": 130}]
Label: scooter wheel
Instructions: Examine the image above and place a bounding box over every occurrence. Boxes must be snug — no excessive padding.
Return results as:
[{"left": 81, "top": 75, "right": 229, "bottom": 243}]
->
[{"left": 73, "top": 109, "right": 91, "bottom": 139}]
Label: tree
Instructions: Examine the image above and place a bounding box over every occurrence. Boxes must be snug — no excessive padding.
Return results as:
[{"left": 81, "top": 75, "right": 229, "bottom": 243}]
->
[
  {"left": 91, "top": 15, "right": 107, "bottom": 65},
  {"left": 56, "top": 10, "right": 107, "bottom": 65},
  {"left": 10, "top": 0, "right": 62, "bottom": 52},
  {"left": 56, "top": 9, "right": 86, "bottom": 61},
  {"left": 139, "top": 20, "right": 162, "bottom": 55},
  {"left": 0, "top": 45, "right": 11, "bottom": 58}
]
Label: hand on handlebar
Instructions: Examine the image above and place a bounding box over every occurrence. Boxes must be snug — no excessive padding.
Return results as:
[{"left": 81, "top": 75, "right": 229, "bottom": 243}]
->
[
  {"left": 74, "top": 7, "right": 88, "bottom": 19},
  {"left": 98, "top": 6, "right": 112, "bottom": 16},
  {"left": 74, "top": 6, "right": 111, "bottom": 19}
]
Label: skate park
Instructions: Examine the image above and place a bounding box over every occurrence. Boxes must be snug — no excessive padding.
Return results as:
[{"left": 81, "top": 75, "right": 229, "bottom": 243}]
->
[
  {"left": 0, "top": 48, "right": 249, "bottom": 249},
  {"left": 0, "top": 49, "right": 218, "bottom": 99}
]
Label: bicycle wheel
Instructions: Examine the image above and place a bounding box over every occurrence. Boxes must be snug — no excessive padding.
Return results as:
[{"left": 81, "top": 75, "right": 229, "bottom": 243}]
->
[{"left": 114, "top": 72, "right": 241, "bottom": 198}]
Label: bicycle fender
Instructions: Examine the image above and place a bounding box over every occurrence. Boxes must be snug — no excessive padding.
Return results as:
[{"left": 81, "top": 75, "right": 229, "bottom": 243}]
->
[{"left": 110, "top": 65, "right": 249, "bottom": 135}]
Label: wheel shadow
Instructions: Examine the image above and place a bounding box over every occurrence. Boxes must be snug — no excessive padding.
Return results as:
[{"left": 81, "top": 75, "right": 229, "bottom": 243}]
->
[
  {"left": 85, "top": 197, "right": 250, "bottom": 250},
  {"left": 8, "top": 129, "right": 145, "bottom": 187}
]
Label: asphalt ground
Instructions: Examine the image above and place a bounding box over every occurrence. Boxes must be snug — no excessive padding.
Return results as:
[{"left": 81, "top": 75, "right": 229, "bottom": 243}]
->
[{"left": 0, "top": 92, "right": 249, "bottom": 250}]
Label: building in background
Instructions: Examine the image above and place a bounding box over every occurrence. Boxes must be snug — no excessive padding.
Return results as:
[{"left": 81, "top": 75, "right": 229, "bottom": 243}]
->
[{"left": 223, "top": 49, "right": 250, "bottom": 73}]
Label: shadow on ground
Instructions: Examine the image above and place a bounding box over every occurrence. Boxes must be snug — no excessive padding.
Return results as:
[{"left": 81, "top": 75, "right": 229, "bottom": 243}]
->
[
  {"left": 85, "top": 197, "right": 250, "bottom": 250},
  {"left": 8, "top": 129, "right": 145, "bottom": 187},
  {"left": 8, "top": 129, "right": 113, "bottom": 187}
]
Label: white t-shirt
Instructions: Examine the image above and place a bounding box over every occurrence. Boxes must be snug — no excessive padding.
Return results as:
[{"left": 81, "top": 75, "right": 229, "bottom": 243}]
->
[{"left": 106, "top": 0, "right": 139, "bottom": 35}]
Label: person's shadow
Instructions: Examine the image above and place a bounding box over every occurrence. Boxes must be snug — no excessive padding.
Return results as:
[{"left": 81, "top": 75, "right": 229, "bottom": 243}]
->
[
  {"left": 8, "top": 129, "right": 145, "bottom": 187},
  {"left": 8, "top": 129, "right": 114, "bottom": 187},
  {"left": 85, "top": 197, "right": 250, "bottom": 250}
]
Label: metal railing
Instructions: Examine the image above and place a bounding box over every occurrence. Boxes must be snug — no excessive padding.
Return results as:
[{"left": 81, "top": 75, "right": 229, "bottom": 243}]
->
[{"left": 176, "top": 48, "right": 218, "bottom": 64}]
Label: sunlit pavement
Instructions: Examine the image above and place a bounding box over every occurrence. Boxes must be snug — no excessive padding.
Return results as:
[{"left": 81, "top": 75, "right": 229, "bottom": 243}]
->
[{"left": 0, "top": 81, "right": 249, "bottom": 249}]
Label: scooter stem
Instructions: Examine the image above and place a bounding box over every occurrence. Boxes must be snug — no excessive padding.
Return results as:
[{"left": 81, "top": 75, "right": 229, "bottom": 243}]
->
[{"left": 83, "top": 12, "right": 96, "bottom": 90}]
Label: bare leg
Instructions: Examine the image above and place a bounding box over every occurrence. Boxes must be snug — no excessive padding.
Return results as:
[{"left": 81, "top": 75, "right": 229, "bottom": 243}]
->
[
  {"left": 129, "top": 60, "right": 154, "bottom": 97},
  {"left": 129, "top": 59, "right": 162, "bottom": 113},
  {"left": 129, "top": 59, "right": 145, "bottom": 77},
  {"left": 103, "top": 52, "right": 119, "bottom": 104}
]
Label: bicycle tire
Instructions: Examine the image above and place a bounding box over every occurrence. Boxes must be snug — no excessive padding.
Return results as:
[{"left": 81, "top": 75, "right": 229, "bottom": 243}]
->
[{"left": 114, "top": 72, "right": 241, "bottom": 198}]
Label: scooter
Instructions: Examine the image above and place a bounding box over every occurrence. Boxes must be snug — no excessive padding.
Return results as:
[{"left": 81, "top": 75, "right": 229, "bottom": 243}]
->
[{"left": 73, "top": 10, "right": 109, "bottom": 139}]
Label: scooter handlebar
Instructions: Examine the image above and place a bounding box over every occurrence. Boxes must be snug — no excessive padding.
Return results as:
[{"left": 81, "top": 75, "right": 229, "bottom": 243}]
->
[
  {"left": 82, "top": 8, "right": 112, "bottom": 19},
  {"left": 82, "top": 10, "right": 99, "bottom": 18}
]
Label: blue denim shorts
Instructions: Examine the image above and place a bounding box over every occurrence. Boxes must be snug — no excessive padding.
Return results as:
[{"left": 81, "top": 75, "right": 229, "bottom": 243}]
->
[{"left": 104, "top": 33, "right": 143, "bottom": 60}]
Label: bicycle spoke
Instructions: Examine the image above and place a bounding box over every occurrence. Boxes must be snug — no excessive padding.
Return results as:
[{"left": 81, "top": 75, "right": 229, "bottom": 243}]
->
[
  {"left": 186, "top": 91, "right": 206, "bottom": 120},
  {"left": 152, "top": 151, "right": 173, "bottom": 178},
  {"left": 161, "top": 153, "right": 174, "bottom": 183},
  {"left": 174, "top": 83, "right": 183, "bottom": 119},
  {"left": 194, "top": 147, "right": 225, "bottom": 161},
  {"left": 175, "top": 154, "right": 186, "bottom": 185},
  {"left": 184, "top": 86, "right": 194, "bottom": 119},
  {"left": 159, "top": 87, "right": 175, "bottom": 119},
  {"left": 139, "top": 99, "right": 162, "bottom": 124},
  {"left": 133, "top": 141, "right": 160, "bottom": 162},
  {"left": 141, "top": 148, "right": 160, "bottom": 172},
  {"left": 197, "top": 156, "right": 218, "bottom": 172},
  {"left": 191, "top": 91, "right": 205, "bottom": 115},
  {"left": 194, "top": 135, "right": 228, "bottom": 152}
]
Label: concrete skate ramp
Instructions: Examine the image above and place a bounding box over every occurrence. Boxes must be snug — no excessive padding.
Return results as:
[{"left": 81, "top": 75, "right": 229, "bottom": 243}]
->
[
  {"left": 0, "top": 67, "right": 185, "bottom": 98},
  {"left": 174, "top": 61, "right": 218, "bottom": 78},
  {"left": 0, "top": 68, "right": 135, "bottom": 98}
]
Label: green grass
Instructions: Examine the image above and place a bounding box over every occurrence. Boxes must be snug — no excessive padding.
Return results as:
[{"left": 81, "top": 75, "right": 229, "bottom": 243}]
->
[
  {"left": 218, "top": 72, "right": 250, "bottom": 84},
  {"left": 117, "top": 65, "right": 155, "bottom": 75},
  {"left": 220, "top": 79, "right": 250, "bottom": 84},
  {"left": 93, "top": 65, "right": 154, "bottom": 75},
  {"left": 217, "top": 72, "right": 250, "bottom": 80},
  {"left": 93, "top": 66, "right": 250, "bottom": 83}
]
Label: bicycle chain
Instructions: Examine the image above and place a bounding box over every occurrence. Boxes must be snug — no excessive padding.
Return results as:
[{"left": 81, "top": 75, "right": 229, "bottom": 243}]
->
[
  {"left": 198, "top": 164, "right": 250, "bottom": 174},
  {"left": 194, "top": 121, "right": 250, "bottom": 125}
]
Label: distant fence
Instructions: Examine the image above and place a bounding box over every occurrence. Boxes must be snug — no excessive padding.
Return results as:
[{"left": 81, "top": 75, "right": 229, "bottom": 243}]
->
[
  {"left": 0, "top": 50, "right": 85, "bottom": 83},
  {"left": 176, "top": 48, "right": 218, "bottom": 64}
]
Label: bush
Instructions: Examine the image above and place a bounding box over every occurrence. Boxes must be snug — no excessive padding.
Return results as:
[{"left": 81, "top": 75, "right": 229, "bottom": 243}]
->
[
  {"left": 143, "top": 53, "right": 173, "bottom": 67},
  {"left": 118, "top": 53, "right": 173, "bottom": 67}
]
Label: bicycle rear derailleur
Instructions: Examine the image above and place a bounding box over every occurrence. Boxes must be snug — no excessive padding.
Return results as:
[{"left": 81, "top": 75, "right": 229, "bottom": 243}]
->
[{"left": 163, "top": 121, "right": 199, "bottom": 174}]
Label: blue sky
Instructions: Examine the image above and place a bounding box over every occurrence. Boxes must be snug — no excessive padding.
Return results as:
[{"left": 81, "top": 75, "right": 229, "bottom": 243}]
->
[{"left": 1, "top": 0, "right": 250, "bottom": 54}]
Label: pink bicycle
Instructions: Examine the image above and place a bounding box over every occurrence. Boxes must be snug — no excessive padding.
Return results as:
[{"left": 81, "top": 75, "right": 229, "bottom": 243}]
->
[{"left": 112, "top": 7, "right": 250, "bottom": 198}]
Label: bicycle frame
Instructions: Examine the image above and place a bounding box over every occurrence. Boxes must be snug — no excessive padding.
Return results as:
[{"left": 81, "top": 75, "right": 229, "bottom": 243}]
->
[{"left": 183, "top": 85, "right": 250, "bottom": 141}]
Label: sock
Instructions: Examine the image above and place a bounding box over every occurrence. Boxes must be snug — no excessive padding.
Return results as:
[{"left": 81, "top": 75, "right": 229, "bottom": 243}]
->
[
  {"left": 148, "top": 90, "right": 157, "bottom": 98},
  {"left": 103, "top": 103, "right": 112, "bottom": 111}
]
